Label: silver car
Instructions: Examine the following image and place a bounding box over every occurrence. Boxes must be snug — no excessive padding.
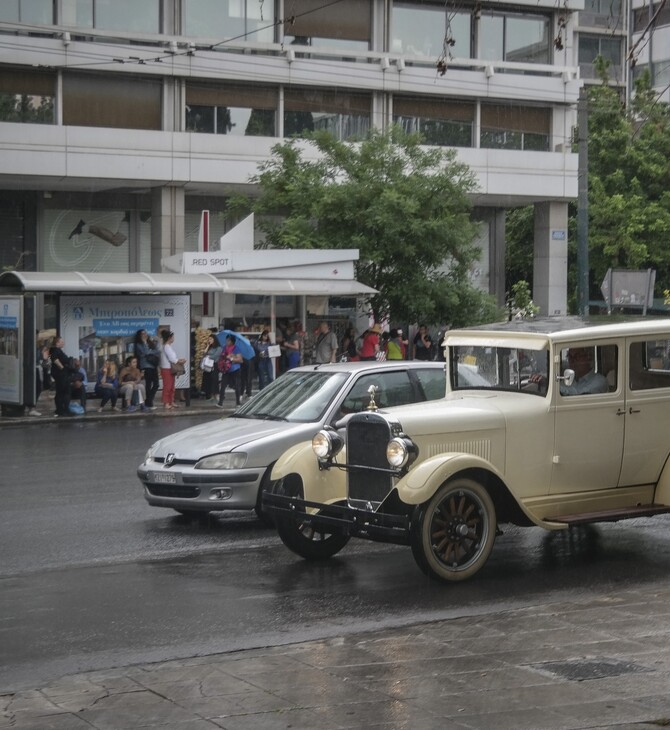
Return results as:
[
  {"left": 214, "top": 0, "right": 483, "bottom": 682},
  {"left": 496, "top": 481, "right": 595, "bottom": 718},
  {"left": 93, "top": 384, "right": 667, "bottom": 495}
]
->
[{"left": 137, "top": 361, "right": 446, "bottom": 519}]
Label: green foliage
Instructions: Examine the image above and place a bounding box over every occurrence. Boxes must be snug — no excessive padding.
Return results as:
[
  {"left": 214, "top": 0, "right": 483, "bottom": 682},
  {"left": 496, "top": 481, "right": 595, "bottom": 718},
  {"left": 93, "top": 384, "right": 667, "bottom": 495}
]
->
[
  {"left": 508, "top": 280, "right": 539, "bottom": 319},
  {"left": 229, "top": 125, "right": 499, "bottom": 325}
]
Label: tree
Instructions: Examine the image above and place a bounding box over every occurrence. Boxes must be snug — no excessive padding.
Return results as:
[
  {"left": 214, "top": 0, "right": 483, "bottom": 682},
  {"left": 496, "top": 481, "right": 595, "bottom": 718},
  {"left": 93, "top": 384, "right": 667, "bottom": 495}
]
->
[{"left": 228, "top": 125, "right": 498, "bottom": 325}]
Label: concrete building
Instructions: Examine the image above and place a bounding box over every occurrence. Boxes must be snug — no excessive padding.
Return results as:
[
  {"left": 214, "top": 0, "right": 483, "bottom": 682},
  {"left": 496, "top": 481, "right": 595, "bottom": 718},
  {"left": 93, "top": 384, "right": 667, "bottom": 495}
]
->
[{"left": 0, "top": 0, "right": 584, "bottom": 326}]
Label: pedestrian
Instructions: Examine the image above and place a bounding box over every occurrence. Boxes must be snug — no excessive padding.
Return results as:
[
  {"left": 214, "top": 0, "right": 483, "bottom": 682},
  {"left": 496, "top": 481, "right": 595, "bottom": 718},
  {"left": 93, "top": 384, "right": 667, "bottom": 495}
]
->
[
  {"left": 314, "top": 321, "right": 338, "bottom": 364},
  {"left": 69, "top": 357, "right": 88, "bottom": 412},
  {"left": 282, "top": 323, "right": 301, "bottom": 370},
  {"left": 413, "top": 324, "right": 434, "bottom": 361},
  {"left": 340, "top": 326, "right": 358, "bottom": 362},
  {"left": 200, "top": 332, "right": 222, "bottom": 402},
  {"left": 159, "top": 330, "right": 186, "bottom": 410},
  {"left": 134, "top": 329, "right": 160, "bottom": 409},
  {"left": 49, "top": 335, "right": 74, "bottom": 417},
  {"left": 216, "top": 334, "right": 243, "bottom": 408},
  {"left": 254, "top": 329, "right": 274, "bottom": 390},
  {"left": 359, "top": 323, "right": 382, "bottom": 361},
  {"left": 386, "top": 328, "right": 404, "bottom": 360},
  {"left": 95, "top": 359, "right": 120, "bottom": 411}
]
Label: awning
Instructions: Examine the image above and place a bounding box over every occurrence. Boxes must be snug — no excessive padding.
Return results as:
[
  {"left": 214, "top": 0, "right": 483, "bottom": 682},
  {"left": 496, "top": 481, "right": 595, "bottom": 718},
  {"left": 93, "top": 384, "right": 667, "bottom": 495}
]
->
[{"left": 0, "top": 271, "right": 377, "bottom": 296}]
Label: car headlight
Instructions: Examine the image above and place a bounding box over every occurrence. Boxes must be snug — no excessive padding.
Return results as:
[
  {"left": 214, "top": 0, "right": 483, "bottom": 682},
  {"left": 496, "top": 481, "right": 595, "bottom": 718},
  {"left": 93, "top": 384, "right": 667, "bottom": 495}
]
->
[
  {"left": 386, "top": 437, "right": 417, "bottom": 469},
  {"left": 195, "top": 453, "right": 247, "bottom": 470},
  {"left": 312, "top": 429, "right": 344, "bottom": 460},
  {"left": 144, "top": 443, "right": 159, "bottom": 463}
]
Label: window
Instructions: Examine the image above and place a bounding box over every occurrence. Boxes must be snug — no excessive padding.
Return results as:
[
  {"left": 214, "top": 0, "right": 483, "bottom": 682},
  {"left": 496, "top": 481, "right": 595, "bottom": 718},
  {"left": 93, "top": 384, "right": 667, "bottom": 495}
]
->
[
  {"left": 558, "top": 345, "right": 616, "bottom": 396},
  {"left": 414, "top": 367, "right": 446, "bottom": 401},
  {"left": 186, "top": 82, "right": 277, "bottom": 136},
  {"left": 0, "top": 0, "right": 52, "bottom": 23},
  {"left": 184, "top": 0, "right": 274, "bottom": 43},
  {"left": 283, "top": 0, "right": 371, "bottom": 51},
  {"left": 633, "top": 2, "right": 670, "bottom": 32},
  {"left": 392, "top": 2, "right": 472, "bottom": 58},
  {"left": 480, "top": 105, "right": 550, "bottom": 151},
  {"left": 0, "top": 68, "right": 55, "bottom": 124},
  {"left": 479, "top": 11, "right": 550, "bottom": 64},
  {"left": 629, "top": 340, "right": 670, "bottom": 390},
  {"left": 393, "top": 96, "right": 474, "bottom": 147},
  {"left": 284, "top": 88, "right": 370, "bottom": 141},
  {"left": 578, "top": 35, "right": 622, "bottom": 66},
  {"left": 340, "top": 371, "right": 414, "bottom": 415},
  {"left": 63, "top": 73, "right": 161, "bottom": 130},
  {"left": 585, "top": 0, "right": 622, "bottom": 17},
  {"left": 61, "top": 0, "right": 159, "bottom": 33}
]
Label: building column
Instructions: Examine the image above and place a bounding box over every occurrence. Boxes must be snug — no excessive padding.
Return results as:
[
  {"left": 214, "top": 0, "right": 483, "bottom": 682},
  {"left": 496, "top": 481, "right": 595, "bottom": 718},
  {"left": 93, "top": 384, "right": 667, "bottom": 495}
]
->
[
  {"left": 151, "top": 186, "right": 184, "bottom": 272},
  {"left": 533, "top": 201, "right": 568, "bottom": 316}
]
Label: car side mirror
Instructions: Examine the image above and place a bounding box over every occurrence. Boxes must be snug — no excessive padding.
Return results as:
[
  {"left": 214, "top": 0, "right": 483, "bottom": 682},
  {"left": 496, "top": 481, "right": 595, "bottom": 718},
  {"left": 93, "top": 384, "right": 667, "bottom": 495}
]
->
[{"left": 557, "top": 368, "right": 575, "bottom": 387}]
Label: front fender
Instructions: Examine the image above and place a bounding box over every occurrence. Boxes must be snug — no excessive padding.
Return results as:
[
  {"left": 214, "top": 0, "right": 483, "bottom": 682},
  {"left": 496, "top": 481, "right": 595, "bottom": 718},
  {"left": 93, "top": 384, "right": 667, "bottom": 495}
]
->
[
  {"left": 397, "top": 452, "right": 507, "bottom": 506},
  {"left": 271, "top": 440, "right": 347, "bottom": 504}
]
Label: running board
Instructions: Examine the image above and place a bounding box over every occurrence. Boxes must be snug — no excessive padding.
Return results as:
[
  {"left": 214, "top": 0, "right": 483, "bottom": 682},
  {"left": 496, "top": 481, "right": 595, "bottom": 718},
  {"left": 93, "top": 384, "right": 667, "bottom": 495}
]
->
[{"left": 546, "top": 504, "right": 670, "bottom": 526}]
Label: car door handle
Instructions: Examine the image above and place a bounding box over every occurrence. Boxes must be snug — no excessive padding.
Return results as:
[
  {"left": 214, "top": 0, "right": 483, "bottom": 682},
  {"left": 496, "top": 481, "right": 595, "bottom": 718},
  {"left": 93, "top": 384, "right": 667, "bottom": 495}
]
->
[
  {"left": 616, "top": 408, "right": 626, "bottom": 416},
  {"left": 629, "top": 407, "right": 641, "bottom": 414}
]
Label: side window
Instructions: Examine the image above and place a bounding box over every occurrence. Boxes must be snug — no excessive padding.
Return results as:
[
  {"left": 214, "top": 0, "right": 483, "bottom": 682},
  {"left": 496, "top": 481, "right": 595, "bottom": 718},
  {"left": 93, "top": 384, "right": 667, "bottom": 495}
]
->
[
  {"left": 629, "top": 339, "right": 670, "bottom": 390},
  {"left": 339, "top": 371, "right": 413, "bottom": 415},
  {"left": 559, "top": 344, "right": 617, "bottom": 396},
  {"left": 413, "top": 367, "right": 446, "bottom": 401}
]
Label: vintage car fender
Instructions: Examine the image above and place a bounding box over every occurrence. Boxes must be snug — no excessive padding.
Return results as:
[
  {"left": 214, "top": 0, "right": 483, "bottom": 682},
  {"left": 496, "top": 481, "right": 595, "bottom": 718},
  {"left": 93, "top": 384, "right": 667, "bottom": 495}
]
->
[
  {"left": 271, "top": 440, "right": 347, "bottom": 504},
  {"left": 397, "top": 452, "right": 565, "bottom": 530}
]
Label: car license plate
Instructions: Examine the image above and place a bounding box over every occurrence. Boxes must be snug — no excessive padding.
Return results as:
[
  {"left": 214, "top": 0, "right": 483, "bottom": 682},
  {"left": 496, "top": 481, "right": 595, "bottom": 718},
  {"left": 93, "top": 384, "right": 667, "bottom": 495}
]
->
[{"left": 152, "top": 472, "right": 176, "bottom": 484}]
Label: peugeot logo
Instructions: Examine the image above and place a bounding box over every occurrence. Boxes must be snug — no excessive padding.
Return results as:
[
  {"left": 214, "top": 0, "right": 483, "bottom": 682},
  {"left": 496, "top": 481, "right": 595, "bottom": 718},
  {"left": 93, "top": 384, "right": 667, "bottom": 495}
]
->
[{"left": 165, "top": 453, "right": 175, "bottom": 467}]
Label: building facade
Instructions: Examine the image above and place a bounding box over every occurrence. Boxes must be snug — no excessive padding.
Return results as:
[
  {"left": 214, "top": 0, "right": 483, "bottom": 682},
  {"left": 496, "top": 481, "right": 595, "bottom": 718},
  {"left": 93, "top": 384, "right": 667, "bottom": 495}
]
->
[{"left": 0, "top": 0, "right": 583, "bottom": 327}]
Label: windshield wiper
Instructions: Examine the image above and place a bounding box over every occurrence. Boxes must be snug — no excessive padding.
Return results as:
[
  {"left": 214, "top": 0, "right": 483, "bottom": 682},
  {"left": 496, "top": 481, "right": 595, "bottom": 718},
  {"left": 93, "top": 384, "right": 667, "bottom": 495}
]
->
[{"left": 248, "top": 412, "right": 289, "bottom": 421}]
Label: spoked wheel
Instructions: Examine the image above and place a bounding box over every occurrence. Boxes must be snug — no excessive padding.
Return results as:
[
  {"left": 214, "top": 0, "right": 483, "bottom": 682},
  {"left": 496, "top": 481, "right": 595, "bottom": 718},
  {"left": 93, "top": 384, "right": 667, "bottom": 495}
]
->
[
  {"left": 410, "top": 478, "right": 496, "bottom": 582},
  {"left": 272, "top": 476, "right": 350, "bottom": 561}
]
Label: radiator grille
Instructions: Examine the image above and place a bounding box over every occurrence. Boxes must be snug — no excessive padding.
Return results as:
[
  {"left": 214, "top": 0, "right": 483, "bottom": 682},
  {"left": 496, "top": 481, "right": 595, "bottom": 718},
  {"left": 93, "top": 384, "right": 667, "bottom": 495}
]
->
[
  {"left": 147, "top": 485, "right": 201, "bottom": 499},
  {"left": 347, "top": 414, "right": 393, "bottom": 505}
]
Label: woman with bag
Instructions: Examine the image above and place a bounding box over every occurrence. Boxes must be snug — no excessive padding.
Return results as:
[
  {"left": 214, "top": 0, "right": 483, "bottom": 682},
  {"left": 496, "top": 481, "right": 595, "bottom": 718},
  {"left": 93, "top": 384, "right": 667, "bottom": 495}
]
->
[
  {"left": 201, "top": 332, "right": 222, "bottom": 402},
  {"left": 216, "top": 334, "right": 243, "bottom": 408},
  {"left": 159, "top": 330, "right": 186, "bottom": 410},
  {"left": 134, "top": 329, "right": 160, "bottom": 409}
]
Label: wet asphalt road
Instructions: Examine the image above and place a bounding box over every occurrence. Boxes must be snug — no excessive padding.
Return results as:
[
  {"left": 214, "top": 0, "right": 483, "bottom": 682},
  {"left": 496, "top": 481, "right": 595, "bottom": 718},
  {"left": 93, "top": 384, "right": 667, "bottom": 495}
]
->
[{"left": 2, "top": 415, "right": 670, "bottom": 694}]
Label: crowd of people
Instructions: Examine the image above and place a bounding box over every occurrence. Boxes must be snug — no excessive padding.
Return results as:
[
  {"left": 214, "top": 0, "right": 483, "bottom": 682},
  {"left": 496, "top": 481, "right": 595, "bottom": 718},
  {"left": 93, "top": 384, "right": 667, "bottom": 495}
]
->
[{"left": 29, "top": 321, "right": 444, "bottom": 418}]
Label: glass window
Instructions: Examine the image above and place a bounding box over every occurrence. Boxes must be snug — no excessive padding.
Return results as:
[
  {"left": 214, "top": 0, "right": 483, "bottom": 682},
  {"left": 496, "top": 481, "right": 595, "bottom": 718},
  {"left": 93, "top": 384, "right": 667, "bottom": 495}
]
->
[
  {"left": 185, "top": 82, "right": 277, "bottom": 136},
  {"left": 60, "top": 0, "right": 158, "bottom": 33},
  {"left": 63, "top": 73, "right": 161, "bottom": 130},
  {"left": 578, "top": 35, "right": 622, "bottom": 65},
  {"left": 0, "top": 0, "right": 52, "bottom": 23},
  {"left": 392, "top": 3, "right": 471, "bottom": 58},
  {"left": 284, "top": 88, "right": 370, "bottom": 141},
  {"left": 184, "top": 0, "right": 274, "bottom": 43},
  {"left": 414, "top": 367, "right": 446, "bottom": 401},
  {"left": 630, "top": 340, "right": 670, "bottom": 390},
  {"left": 393, "top": 96, "right": 474, "bottom": 147},
  {"left": 340, "top": 371, "right": 414, "bottom": 414},
  {"left": 559, "top": 345, "right": 616, "bottom": 396},
  {"left": 480, "top": 104, "right": 550, "bottom": 151},
  {"left": 0, "top": 68, "right": 55, "bottom": 124},
  {"left": 284, "top": 0, "right": 370, "bottom": 51},
  {"left": 479, "top": 12, "right": 550, "bottom": 64}
]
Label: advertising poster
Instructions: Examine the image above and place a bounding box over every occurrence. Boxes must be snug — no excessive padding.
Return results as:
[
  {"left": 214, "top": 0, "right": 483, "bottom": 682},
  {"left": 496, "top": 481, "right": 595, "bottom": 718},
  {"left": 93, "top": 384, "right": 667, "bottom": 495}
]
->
[
  {"left": 60, "top": 295, "right": 191, "bottom": 389},
  {"left": 0, "top": 296, "right": 22, "bottom": 404}
]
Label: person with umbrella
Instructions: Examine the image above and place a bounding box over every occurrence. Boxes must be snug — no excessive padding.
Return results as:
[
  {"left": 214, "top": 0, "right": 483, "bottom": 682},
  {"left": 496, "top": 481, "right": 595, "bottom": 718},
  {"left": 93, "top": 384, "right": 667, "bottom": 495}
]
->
[{"left": 216, "top": 333, "right": 244, "bottom": 408}]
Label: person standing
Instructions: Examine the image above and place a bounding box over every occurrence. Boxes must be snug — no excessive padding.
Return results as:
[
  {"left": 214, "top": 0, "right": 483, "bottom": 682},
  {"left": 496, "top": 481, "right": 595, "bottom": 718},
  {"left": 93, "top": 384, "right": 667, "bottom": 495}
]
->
[
  {"left": 314, "top": 321, "right": 338, "bottom": 364},
  {"left": 283, "top": 324, "right": 301, "bottom": 370},
  {"left": 359, "top": 324, "right": 382, "bottom": 361},
  {"left": 340, "top": 326, "right": 358, "bottom": 362},
  {"left": 49, "top": 335, "right": 73, "bottom": 417},
  {"left": 386, "top": 329, "right": 404, "bottom": 360},
  {"left": 201, "top": 332, "right": 222, "bottom": 402},
  {"left": 160, "top": 330, "right": 186, "bottom": 410},
  {"left": 413, "top": 324, "right": 434, "bottom": 361},
  {"left": 216, "top": 334, "right": 243, "bottom": 407},
  {"left": 254, "top": 330, "right": 274, "bottom": 390},
  {"left": 134, "top": 329, "right": 160, "bottom": 409}
]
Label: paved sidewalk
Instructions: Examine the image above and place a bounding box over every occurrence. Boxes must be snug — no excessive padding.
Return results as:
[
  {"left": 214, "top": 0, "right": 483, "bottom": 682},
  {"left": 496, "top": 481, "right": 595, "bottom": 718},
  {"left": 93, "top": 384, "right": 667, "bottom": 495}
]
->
[
  {"left": 0, "top": 389, "right": 242, "bottom": 426},
  {"left": 2, "top": 580, "right": 670, "bottom": 729}
]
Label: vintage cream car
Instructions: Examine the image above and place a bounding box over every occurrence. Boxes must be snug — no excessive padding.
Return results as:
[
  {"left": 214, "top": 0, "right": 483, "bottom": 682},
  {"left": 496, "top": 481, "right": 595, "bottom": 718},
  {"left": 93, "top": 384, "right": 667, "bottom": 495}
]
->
[{"left": 263, "top": 318, "right": 670, "bottom": 582}]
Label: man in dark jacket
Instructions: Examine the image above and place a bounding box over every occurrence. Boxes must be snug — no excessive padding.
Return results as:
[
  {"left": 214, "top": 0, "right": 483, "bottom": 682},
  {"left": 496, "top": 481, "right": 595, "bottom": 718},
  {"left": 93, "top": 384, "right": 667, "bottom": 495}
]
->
[{"left": 49, "top": 336, "right": 74, "bottom": 417}]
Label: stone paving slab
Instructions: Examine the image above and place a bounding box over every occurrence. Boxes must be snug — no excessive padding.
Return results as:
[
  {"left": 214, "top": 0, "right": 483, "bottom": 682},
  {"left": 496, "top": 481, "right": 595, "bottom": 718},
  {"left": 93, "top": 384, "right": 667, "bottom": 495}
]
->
[{"left": 3, "top": 583, "right": 670, "bottom": 730}]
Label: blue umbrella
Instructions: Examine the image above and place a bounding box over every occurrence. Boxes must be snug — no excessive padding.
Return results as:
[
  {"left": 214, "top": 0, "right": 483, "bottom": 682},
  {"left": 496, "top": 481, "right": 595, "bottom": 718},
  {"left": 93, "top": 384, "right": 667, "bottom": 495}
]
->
[{"left": 217, "top": 330, "right": 256, "bottom": 360}]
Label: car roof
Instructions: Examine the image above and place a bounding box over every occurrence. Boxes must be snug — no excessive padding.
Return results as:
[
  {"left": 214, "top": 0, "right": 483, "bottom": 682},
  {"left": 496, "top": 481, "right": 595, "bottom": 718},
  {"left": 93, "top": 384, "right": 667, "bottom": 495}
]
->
[
  {"left": 288, "top": 361, "right": 445, "bottom": 374},
  {"left": 445, "top": 316, "right": 670, "bottom": 350}
]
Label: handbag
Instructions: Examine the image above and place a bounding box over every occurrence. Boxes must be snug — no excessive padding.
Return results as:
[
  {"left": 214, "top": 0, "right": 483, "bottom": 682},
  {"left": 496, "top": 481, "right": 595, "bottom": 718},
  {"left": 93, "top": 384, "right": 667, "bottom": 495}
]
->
[
  {"left": 145, "top": 353, "right": 159, "bottom": 367},
  {"left": 170, "top": 361, "right": 186, "bottom": 376},
  {"left": 200, "top": 355, "right": 215, "bottom": 372}
]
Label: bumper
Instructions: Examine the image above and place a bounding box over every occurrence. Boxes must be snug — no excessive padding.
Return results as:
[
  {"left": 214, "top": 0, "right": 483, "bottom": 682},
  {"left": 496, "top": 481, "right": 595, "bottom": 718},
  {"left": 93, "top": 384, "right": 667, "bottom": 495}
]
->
[
  {"left": 137, "top": 463, "right": 264, "bottom": 511},
  {"left": 262, "top": 491, "right": 411, "bottom": 545}
]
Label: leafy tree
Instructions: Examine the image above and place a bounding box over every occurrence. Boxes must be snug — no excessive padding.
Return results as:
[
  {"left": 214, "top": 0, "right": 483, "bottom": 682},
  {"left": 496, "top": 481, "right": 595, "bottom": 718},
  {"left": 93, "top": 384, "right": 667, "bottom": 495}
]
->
[{"left": 228, "top": 125, "right": 499, "bottom": 325}]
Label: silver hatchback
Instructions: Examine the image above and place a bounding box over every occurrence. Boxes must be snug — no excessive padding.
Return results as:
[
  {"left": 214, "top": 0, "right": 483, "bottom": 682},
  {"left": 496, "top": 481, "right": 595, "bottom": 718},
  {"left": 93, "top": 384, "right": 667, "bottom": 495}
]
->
[{"left": 137, "top": 361, "right": 445, "bottom": 519}]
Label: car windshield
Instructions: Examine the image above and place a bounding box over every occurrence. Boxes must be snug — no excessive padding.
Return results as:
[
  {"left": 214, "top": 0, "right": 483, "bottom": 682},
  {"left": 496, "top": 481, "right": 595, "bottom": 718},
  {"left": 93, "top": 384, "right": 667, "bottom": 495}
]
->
[
  {"left": 450, "top": 345, "right": 549, "bottom": 396},
  {"left": 232, "top": 370, "right": 350, "bottom": 422}
]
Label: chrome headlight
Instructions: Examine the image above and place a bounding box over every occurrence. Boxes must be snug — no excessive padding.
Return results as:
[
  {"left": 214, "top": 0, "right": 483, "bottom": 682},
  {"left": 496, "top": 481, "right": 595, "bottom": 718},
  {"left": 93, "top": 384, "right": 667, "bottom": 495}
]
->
[
  {"left": 386, "top": 437, "right": 417, "bottom": 469},
  {"left": 312, "top": 429, "right": 344, "bottom": 460},
  {"left": 195, "top": 452, "right": 247, "bottom": 470}
]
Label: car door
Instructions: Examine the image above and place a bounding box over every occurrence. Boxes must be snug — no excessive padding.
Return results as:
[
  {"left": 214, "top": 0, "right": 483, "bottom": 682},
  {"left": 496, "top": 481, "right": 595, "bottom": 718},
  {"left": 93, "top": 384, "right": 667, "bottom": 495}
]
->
[
  {"left": 619, "top": 336, "right": 670, "bottom": 487},
  {"left": 550, "top": 340, "right": 625, "bottom": 494}
]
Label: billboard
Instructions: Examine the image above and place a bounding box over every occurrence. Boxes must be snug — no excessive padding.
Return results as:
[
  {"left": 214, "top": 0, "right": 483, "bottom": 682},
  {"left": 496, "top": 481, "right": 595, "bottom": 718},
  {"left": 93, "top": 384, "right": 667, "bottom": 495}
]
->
[{"left": 59, "top": 295, "right": 191, "bottom": 388}]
